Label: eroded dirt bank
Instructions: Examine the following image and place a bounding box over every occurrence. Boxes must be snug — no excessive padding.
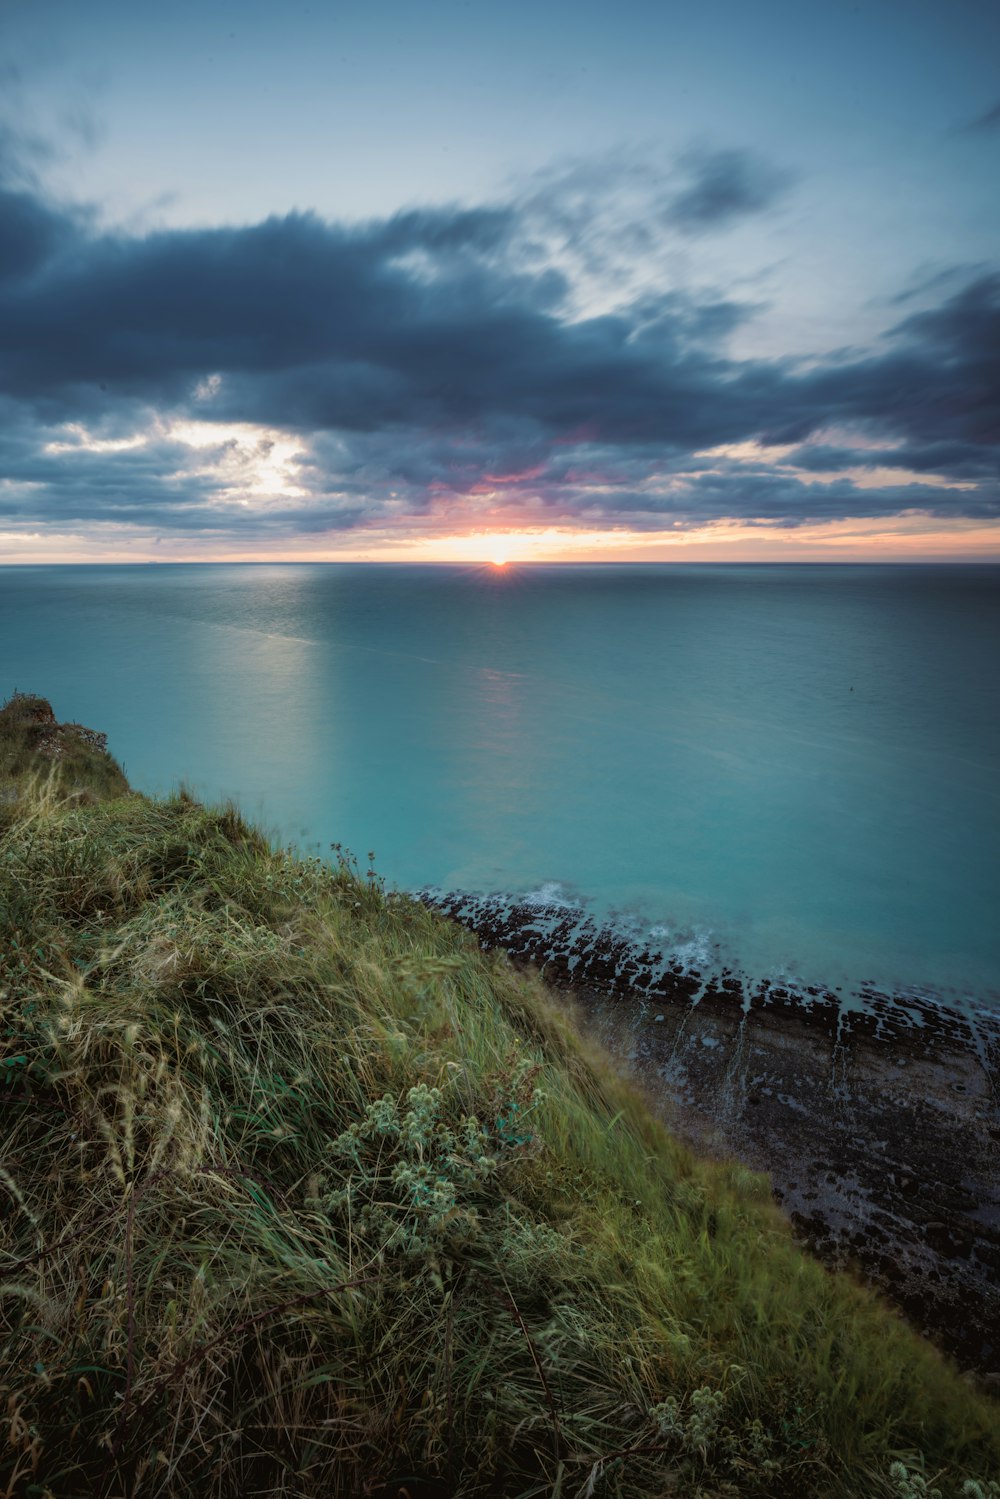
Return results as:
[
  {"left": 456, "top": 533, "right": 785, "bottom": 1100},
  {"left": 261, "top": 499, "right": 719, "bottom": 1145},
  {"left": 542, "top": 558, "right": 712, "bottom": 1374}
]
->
[{"left": 425, "top": 891, "right": 1000, "bottom": 1380}]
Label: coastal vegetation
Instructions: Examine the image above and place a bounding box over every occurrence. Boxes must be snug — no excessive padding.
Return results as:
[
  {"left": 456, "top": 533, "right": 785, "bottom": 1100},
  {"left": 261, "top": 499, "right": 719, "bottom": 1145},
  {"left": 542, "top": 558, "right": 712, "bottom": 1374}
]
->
[{"left": 1, "top": 692, "right": 998, "bottom": 1497}]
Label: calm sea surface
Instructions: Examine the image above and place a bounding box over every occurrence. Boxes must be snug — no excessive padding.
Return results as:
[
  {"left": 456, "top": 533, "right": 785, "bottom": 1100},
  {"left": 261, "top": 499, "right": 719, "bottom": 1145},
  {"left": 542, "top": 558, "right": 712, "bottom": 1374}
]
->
[{"left": 2, "top": 563, "right": 998, "bottom": 1007}]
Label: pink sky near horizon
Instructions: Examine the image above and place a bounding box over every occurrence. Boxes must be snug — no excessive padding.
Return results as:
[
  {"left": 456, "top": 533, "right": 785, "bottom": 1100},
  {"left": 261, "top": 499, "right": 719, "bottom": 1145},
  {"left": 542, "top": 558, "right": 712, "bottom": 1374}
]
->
[
  {"left": 4, "top": 415, "right": 996, "bottom": 567},
  {"left": 4, "top": 515, "right": 1000, "bottom": 566}
]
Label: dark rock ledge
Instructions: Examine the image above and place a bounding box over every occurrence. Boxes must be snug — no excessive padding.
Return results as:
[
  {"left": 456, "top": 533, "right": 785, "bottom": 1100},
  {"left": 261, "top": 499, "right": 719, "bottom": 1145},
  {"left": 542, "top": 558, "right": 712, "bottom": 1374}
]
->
[{"left": 422, "top": 889, "right": 1000, "bottom": 1382}]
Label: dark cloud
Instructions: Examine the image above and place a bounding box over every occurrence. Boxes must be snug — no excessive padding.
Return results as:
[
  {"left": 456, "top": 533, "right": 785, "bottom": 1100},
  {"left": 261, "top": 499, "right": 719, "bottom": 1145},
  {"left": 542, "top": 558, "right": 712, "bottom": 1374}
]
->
[
  {"left": 771, "top": 276, "right": 1000, "bottom": 450},
  {"left": 570, "top": 473, "right": 1000, "bottom": 527},
  {"left": 786, "top": 439, "right": 998, "bottom": 481},
  {"left": 893, "top": 273, "right": 1000, "bottom": 364},
  {"left": 0, "top": 166, "right": 996, "bottom": 544},
  {"left": 0, "top": 185, "right": 73, "bottom": 284},
  {"left": 666, "top": 149, "right": 793, "bottom": 233}
]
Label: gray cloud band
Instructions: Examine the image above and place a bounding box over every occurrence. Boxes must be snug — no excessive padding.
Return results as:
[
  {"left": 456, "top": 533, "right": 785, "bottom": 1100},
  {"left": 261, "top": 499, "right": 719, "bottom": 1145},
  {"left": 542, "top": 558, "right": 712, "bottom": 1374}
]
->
[{"left": 0, "top": 151, "right": 996, "bottom": 538}]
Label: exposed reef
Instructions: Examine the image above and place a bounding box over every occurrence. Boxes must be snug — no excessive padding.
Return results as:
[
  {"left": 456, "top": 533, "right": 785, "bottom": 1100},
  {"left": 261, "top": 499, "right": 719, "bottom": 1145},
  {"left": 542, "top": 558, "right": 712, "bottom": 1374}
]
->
[{"left": 423, "top": 888, "right": 1000, "bottom": 1379}]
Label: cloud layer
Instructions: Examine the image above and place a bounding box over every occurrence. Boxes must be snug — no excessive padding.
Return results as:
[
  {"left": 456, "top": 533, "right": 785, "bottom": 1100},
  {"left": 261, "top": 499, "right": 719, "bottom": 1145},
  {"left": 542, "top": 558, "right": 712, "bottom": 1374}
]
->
[{"left": 0, "top": 147, "right": 997, "bottom": 550}]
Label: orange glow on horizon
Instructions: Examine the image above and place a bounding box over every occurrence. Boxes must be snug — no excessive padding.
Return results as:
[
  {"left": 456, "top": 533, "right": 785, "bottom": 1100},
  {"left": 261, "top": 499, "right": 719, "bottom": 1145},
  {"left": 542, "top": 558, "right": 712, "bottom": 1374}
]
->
[
  {"left": 15, "top": 415, "right": 998, "bottom": 567},
  {"left": 3, "top": 516, "right": 1000, "bottom": 566}
]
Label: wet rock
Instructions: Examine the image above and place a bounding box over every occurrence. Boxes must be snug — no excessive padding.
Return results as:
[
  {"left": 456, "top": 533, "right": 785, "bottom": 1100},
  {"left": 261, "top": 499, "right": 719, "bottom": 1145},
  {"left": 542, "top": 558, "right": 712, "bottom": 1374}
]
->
[{"left": 422, "top": 886, "right": 1000, "bottom": 1379}]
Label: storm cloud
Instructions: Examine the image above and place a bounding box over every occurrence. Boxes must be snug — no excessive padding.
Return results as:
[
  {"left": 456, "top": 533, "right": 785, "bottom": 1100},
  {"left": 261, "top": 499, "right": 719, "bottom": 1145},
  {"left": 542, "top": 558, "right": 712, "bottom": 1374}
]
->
[{"left": 0, "top": 153, "right": 997, "bottom": 544}]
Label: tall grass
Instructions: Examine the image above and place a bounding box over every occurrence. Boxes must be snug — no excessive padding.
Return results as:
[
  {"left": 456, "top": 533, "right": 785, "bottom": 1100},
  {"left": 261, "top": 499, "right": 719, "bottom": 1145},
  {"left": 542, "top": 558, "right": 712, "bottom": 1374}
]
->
[
  {"left": 0, "top": 693, "right": 129, "bottom": 806},
  {"left": 1, "top": 695, "right": 998, "bottom": 1496}
]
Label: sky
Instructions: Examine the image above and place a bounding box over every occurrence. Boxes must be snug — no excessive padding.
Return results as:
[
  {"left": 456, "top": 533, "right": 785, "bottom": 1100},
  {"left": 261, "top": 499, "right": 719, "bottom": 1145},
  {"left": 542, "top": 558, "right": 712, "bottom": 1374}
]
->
[{"left": 0, "top": 0, "right": 998, "bottom": 563}]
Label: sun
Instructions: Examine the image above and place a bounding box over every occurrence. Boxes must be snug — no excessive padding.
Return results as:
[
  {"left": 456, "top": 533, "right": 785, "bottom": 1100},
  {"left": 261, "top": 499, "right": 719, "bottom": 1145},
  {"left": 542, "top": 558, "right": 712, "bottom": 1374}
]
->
[{"left": 490, "top": 556, "right": 509, "bottom": 568}]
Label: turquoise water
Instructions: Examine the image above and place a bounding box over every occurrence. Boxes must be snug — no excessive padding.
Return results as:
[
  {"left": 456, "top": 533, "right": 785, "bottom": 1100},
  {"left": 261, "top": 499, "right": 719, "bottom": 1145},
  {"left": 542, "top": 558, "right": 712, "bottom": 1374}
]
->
[{"left": 2, "top": 562, "right": 998, "bottom": 1005}]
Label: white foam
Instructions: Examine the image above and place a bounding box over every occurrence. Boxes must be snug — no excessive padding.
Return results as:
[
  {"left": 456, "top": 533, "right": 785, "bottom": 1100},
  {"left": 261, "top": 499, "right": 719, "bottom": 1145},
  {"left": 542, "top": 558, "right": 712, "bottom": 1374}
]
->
[
  {"left": 669, "top": 930, "right": 715, "bottom": 971},
  {"left": 523, "top": 881, "right": 579, "bottom": 910}
]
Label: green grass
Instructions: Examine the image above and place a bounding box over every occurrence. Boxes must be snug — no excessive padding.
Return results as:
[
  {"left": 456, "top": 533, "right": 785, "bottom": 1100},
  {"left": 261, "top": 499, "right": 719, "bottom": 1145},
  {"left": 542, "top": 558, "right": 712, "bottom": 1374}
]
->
[
  {"left": 1, "top": 694, "right": 998, "bottom": 1497},
  {"left": 0, "top": 693, "right": 129, "bottom": 805}
]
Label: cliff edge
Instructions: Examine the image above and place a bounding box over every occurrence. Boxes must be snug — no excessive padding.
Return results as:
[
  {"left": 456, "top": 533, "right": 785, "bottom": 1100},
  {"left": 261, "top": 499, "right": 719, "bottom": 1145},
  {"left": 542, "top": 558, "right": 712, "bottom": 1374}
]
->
[{"left": 1, "top": 696, "right": 997, "bottom": 1499}]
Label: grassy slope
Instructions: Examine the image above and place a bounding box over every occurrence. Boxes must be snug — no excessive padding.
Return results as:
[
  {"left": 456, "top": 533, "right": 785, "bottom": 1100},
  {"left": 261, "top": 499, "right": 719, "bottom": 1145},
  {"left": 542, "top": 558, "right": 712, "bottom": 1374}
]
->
[{"left": 1, "top": 695, "right": 998, "bottom": 1499}]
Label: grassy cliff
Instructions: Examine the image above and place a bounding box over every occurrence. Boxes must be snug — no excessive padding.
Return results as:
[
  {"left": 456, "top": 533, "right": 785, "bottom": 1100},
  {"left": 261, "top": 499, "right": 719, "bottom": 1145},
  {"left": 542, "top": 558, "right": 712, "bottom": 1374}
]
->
[{"left": 1, "top": 693, "right": 998, "bottom": 1498}]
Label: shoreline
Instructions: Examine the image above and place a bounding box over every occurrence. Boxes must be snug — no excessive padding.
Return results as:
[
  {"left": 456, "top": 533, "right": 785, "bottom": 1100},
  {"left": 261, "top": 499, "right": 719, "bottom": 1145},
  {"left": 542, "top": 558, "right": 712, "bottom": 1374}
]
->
[{"left": 425, "top": 889, "right": 1000, "bottom": 1379}]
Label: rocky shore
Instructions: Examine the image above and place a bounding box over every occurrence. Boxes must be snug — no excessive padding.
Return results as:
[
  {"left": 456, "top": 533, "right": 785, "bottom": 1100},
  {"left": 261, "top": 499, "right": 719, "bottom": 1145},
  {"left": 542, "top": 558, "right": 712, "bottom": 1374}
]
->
[{"left": 424, "top": 889, "right": 1000, "bottom": 1381}]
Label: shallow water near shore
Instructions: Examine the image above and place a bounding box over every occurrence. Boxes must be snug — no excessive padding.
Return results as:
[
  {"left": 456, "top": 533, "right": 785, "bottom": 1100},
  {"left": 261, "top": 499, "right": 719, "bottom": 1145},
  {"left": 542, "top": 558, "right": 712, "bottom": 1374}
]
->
[{"left": 2, "top": 561, "right": 998, "bottom": 1010}]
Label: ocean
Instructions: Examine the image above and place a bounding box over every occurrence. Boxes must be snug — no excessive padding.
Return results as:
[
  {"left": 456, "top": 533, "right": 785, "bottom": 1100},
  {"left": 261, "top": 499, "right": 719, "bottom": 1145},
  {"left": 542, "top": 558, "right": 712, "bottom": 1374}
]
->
[{"left": 2, "top": 562, "right": 998, "bottom": 1010}]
